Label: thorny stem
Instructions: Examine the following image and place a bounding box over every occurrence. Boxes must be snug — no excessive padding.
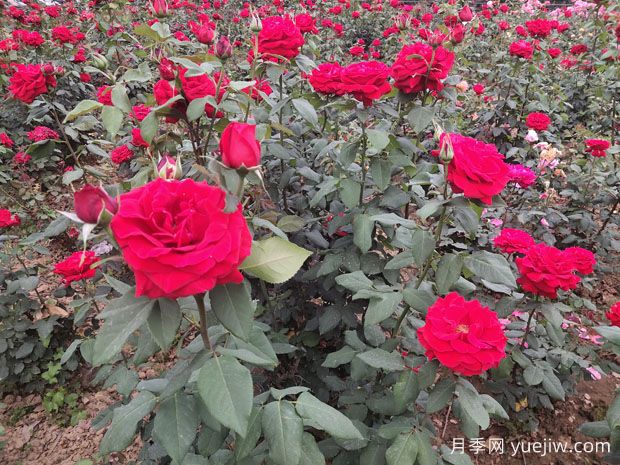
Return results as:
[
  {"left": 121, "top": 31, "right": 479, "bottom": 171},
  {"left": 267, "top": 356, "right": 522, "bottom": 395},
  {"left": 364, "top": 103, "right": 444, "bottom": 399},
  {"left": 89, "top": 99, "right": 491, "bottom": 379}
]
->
[
  {"left": 520, "top": 304, "right": 538, "bottom": 348},
  {"left": 359, "top": 124, "right": 367, "bottom": 207},
  {"left": 48, "top": 101, "right": 80, "bottom": 166},
  {"left": 278, "top": 74, "right": 288, "bottom": 210},
  {"left": 194, "top": 293, "right": 213, "bottom": 352}
]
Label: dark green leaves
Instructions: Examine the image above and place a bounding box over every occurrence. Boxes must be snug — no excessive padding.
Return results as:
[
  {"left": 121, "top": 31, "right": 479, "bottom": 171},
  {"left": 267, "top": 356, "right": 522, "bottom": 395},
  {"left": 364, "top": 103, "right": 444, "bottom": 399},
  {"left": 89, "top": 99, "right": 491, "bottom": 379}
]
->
[
  {"left": 210, "top": 283, "right": 253, "bottom": 341},
  {"left": 464, "top": 251, "right": 516, "bottom": 293},
  {"left": 295, "top": 392, "right": 364, "bottom": 440},
  {"left": 100, "top": 391, "right": 156, "bottom": 454},
  {"left": 263, "top": 400, "right": 304, "bottom": 465},
  {"left": 153, "top": 393, "right": 200, "bottom": 463},
  {"left": 147, "top": 298, "right": 181, "bottom": 351}
]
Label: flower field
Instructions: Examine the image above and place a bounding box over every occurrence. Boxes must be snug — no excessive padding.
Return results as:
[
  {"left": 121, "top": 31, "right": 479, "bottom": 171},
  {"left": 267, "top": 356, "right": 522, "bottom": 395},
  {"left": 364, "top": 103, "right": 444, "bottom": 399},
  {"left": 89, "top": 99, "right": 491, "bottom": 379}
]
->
[{"left": 0, "top": 0, "right": 619, "bottom": 464}]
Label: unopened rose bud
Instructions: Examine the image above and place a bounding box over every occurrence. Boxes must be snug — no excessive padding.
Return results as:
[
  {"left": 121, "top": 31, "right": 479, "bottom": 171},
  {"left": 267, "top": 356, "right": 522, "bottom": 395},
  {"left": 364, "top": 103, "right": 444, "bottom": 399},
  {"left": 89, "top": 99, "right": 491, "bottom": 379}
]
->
[
  {"left": 459, "top": 5, "right": 473, "bottom": 22},
  {"left": 397, "top": 15, "right": 410, "bottom": 30},
  {"left": 74, "top": 184, "right": 118, "bottom": 225},
  {"left": 215, "top": 35, "right": 233, "bottom": 60},
  {"left": 92, "top": 53, "right": 108, "bottom": 70},
  {"left": 42, "top": 63, "right": 55, "bottom": 75},
  {"left": 219, "top": 122, "right": 261, "bottom": 169},
  {"left": 250, "top": 14, "right": 262, "bottom": 32},
  {"left": 151, "top": 0, "right": 170, "bottom": 18},
  {"left": 156, "top": 155, "right": 182, "bottom": 180}
]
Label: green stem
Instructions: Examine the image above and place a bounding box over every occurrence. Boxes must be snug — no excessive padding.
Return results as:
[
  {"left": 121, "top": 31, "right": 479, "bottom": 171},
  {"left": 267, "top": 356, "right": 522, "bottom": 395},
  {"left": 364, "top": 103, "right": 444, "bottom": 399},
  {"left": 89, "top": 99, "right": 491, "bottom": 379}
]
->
[
  {"left": 194, "top": 293, "right": 212, "bottom": 352},
  {"left": 359, "top": 124, "right": 367, "bottom": 207}
]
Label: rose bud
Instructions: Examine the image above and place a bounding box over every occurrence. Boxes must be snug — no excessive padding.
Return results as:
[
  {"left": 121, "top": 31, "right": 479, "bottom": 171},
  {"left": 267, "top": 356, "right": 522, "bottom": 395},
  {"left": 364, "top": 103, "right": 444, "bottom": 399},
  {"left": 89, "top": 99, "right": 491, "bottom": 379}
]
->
[
  {"left": 250, "top": 14, "right": 262, "bottom": 32},
  {"left": 159, "top": 57, "right": 176, "bottom": 80},
  {"left": 151, "top": 0, "right": 170, "bottom": 17},
  {"left": 192, "top": 23, "right": 215, "bottom": 44},
  {"left": 92, "top": 53, "right": 108, "bottom": 70},
  {"left": 219, "top": 122, "right": 261, "bottom": 169},
  {"left": 42, "top": 63, "right": 55, "bottom": 75},
  {"left": 215, "top": 35, "right": 233, "bottom": 60},
  {"left": 156, "top": 155, "right": 182, "bottom": 180},
  {"left": 459, "top": 5, "right": 473, "bottom": 22},
  {"left": 74, "top": 184, "right": 118, "bottom": 225}
]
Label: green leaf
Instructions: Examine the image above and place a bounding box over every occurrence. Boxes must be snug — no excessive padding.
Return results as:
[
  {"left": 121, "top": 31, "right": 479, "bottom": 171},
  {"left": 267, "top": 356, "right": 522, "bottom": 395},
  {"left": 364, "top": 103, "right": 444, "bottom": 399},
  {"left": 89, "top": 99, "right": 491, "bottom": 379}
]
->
[
  {"left": 464, "top": 251, "right": 516, "bottom": 291},
  {"left": 357, "top": 349, "right": 405, "bottom": 371},
  {"left": 456, "top": 382, "right": 490, "bottom": 429},
  {"left": 101, "top": 105, "right": 124, "bottom": 137},
  {"left": 523, "top": 365, "right": 544, "bottom": 386},
  {"left": 579, "top": 421, "right": 611, "bottom": 438},
  {"left": 197, "top": 355, "right": 253, "bottom": 436},
  {"left": 234, "top": 406, "right": 263, "bottom": 460},
  {"left": 93, "top": 293, "right": 155, "bottom": 366},
  {"left": 121, "top": 63, "right": 153, "bottom": 83},
  {"left": 147, "top": 298, "right": 182, "bottom": 351},
  {"left": 335, "top": 271, "right": 373, "bottom": 292},
  {"left": 353, "top": 214, "right": 374, "bottom": 254},
  {"left": 209, "top": 283, "right": 253, "bottom": 341},
  {"left": 140, "top": 111, "right": 158, "bottom": 144},
  {"left": 411, "top": 229, "right": 436, "bottom": 267},
  {"left": 63, "top": 99, "right": 103, "bottom": 123},
  {"left": 360, "top": 442, "right": 387, "bottom": 465},
  {"left": 340, "top": 178, "right": 361, "bottom": 209},
  {"left": 62, "top": 167, "right": 84, "bottom": 185},
  {"left": 386, "top": 431, "right": 418, "bottom": 465},
  {"left": 100, "top": 391, "right": 156, "bottom": 454},
  {"left": 370, "top": 158, "right": 392, "bottom": 191},
  {"left": 407, "top": 106, "right": 435, "bottom": 133},
  {"left": 299, "top": 433, "right": 326, "bottom": 465},
  {"left": 541, "top": 370, "right": 565, "bottom": 400},
  {"left": 426, "top": 379, "right": 455, "bottom": 414},
  {"left": 595, "top": 326, "right": 620, "bottom": 345},
  {"left": 295, "top": 392, "right": 363, "bottom": 440},
  {"left": 322, "top": 346, "right": 357, "bottom": 368},
  {"left": 240, "top": 237, "right": 312, "bottom": 284},
  {"left": 414, "top": 430, "right": 438, "bottom": 465},
  {"left": 394, "top": 369, "right": 420, "bottom": 412},
  {"left": 292, "top": 98, "right": 319, "bottom": 127},
  {"left": 365, "top": 292, "right": 402, "bottom": 327},
  {"left": 186, "top": 97, "right": 209, "bottom": 122},
  {"left": 111, "top": 84, "right": 131, "bottom": 113},
  {"left": 262, "top": 400, "right": 304, "bottom": 465},
  {"left": 435, "top": 254, "right": 463, "bottom": 295},
  {"left": 366, "top": 129, "right": 390, "bottom": 151},
  {"left": 153, "top": 393, "right": 200, "bottom": 463}
]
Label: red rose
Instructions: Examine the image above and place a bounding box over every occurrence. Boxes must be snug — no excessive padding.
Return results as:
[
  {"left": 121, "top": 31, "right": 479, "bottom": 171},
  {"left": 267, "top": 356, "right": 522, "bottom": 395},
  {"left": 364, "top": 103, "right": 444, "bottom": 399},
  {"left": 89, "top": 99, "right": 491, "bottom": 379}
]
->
[
  {"left": 0, "top": 209, "right": 21, "bottom": 228},
  {"left": 493, "top": 228, "right": 535, "bottom": 254},
  {"left": 339, "top": 61, "right": 392, "bottom": 107},
  {"left": 563, "top": 247, "right": 596, "bottom": 275},
  {"left": 516, "top": 243, "right": 582, "bottom": 299},
  {"left": 391, "top": 42, "right": 455, "bottom": 94},
  {"left": 606, "top": 303, "right": 620, "bottom": 327},
  {"left": 525, "top": 112, "right": 551, "bottom": 131},
  {"left": 74, "top": 184, "right": 119, "bottom": 225},
  {"left": 159, "top": 57, "right": 176, "bottom": 80},
  {"left": 97, "top": 85, "right": 113, "bottom": 105},
  {"left": 131, "top": 128, "right": 149, "bottom": 148},
  {"left": 153, "top": 79, "right": 177, "bottom": 105},
  {"left": 130, "top": 104, "right": 152, "bottom": 122},
  {"left": 258, "top": 16, "right": 304, "bottom": 61},
  {"left": 308, "top": 62, "right": 345, "bottom": 95},
  {"left": 295, "top": 13, "right": 318, "bottom": 34},
  {"left": 9, "top": 64, "right": 56, "bottom": 104},
  {"left": 570, "top": 44, "right": 588, "bottom": 55},
  {"left": 585, "top": 139, "right": 610, "bottom": 158},
  {"left": 27, "top": 126, "right": 59, "bottom": 142},
  {"left": 525, "top": 19, "right": 552, "bottom": 38},
  {"left": 472, "top": 83, "right": 484, "bottom": 95},
  {"left": 54, "top": 251, "right": 99, "bottom": 286},
  {"left": 110, "top": 145, "right": 134, "bottom": 165},
  {"left": 189, "top": 20, "right": 215, "bottom": 44},
  {"left": 242, "top": 78, "right": 272, "bottom": 101},
  {"left": 458, "top": 5, "right": 473, "bottom": 22},
  {"left": 110, "top": 179, "right": 252, "bottom": 298},
  {"left": 220, "top": 122, "right": 261, "bottom": 169},
  {"left": 509, "top": 40, "right": 534, "bottom": 59},
  {"left": 178, "top": 68, "right": 221, "bottom": 117},
  {"left": 417, "top": 292, "right": 507, "bottom": 376},
  {"left": 440, "top": 133, "right": 510, "bottom": 204},
  {"left": 547, "top": 47, "right": 562, "bottom": 58},
  {"left": 0, "top": 132, "right": 14, "bottom": 148}
]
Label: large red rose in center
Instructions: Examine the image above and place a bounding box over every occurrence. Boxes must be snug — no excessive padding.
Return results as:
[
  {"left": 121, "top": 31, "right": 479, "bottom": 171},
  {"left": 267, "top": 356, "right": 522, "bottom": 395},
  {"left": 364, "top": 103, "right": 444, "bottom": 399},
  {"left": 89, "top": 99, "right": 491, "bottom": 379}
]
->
[{"left": 110, "top": 179, "right": 252, "bottom": 299}]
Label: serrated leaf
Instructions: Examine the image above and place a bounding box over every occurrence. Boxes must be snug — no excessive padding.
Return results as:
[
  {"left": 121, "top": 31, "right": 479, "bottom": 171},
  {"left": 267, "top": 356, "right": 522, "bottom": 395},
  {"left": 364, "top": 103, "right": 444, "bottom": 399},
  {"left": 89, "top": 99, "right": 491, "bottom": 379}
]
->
[
  {"left": 240, "top": 237, "right": 312, "bottom": 283},
  {"left": 435, "top": 254, "right": 463, "bottom": 295},
  {"left": 262, "top": 400, "right": 303, "bottom": 465},
  {"left": 209, "top": 283, "right": 253, "bottom": 341},
  {"left": 353, "top": 214, "right": 374, "bottom": 253},
  {"left": 295, "top": 392, "right": 363, "bottom": 440},
  {"left": 464, "top": 251, "right": 516, "bottom": 291},
  {"left": 357, "top": 349, "right": 405, "bottom": 371},
  {"left": 292, "top": 98, "right": 319, "bottom": 126},
  {"left": 386, "top": 431, "right": 418, "bottom": 465},
  {"left": 63, "top": 99, "right": 103, "bottom": 123},
  {"left": 100, "top": 391, "right": 156, "bottom": 454},
  {"left": 147, "top": 298, "right": 181, "bottom": 351},
  {"left": 153, "top": 393, "right": 200, "bottom": 463}
]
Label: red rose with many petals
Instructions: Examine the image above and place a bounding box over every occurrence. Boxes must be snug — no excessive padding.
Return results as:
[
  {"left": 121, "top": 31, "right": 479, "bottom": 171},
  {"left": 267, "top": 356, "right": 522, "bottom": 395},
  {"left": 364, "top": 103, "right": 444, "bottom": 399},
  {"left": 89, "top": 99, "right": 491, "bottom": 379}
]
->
[
  {"left": 606, "top": 303, "right": 620, "bottom": 327},
  {"left": 585, "top": 139, "right": 610, "bottom": 158},
  {"left": 0, "top": 209, "right": 21, "bottom": 228},
  {"left": 509, "top": 40, "right": 534, "bottom": 59},
  {"left": 110, "top": 179, "right": 252, "bottom": 298},
  {"left": 417, "top": 292, "right": 507, "bottom": 376},
  {"left": 308, "top": 62, "right": 345, "bottom": 95},
  {"left": 516, "top": 243, "right": 583, "bottom": 299},
  {"left": 258, "top": 16, "right": 304, "bottom": 61},
  {"left": 54, "top": 251, "right": 99, "bottom": 286},
  {"left": 9, "top": 64, "right": 56, "bottom": 103},
  {"left": 525, "top": 112, "right": 551, "bottom": 131},
  {"left": 525, "top": 19, "right": 552, "bottom": 38},
  {"left": 391, "top": 42, "right": 454, "bottom": 94},
  {"left": 493, "top": 228, "right": 535, "bottom": 254},
  {"left": 339, "top": 61, "right": 392, "bottom": 107},
  {"left": 439, "top": 133, "right": 510, "bottom": 204},
  {"left": 110, "top": 145, "right": 134, "bottom": 165},
  {"left": 563, "top": 247, "right": 596, "bottom": 275}
]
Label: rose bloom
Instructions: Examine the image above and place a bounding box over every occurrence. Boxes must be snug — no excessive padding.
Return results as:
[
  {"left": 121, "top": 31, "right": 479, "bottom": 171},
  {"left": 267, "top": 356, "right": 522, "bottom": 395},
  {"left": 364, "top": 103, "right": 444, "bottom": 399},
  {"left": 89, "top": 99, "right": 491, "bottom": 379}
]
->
[
  {"left": 516, "top": 243, "right": 585, "bottom": 299},
  {"left": 242, "top": 78, "right": 272, "bottom": 101},
  {"left": 219, "top": 122, "right": 261, "bottom": 169},
  {"left": 110, "top": 179, "right": 252, "bottom": 298},
  {"left": 258, "top": 16, "right": 304, "bottom": 61},
  {"left": 585, "top": 139, "right": 610, "bottom": 158},
  {"left": 13, "top": 152, "right": 31, "bottom": 164},
  {"left": 570, "top": 44, "right": 588, "bottom": 55},
  {"left": 27, "top": 126, "right": 59, "bottom": 142},
  {"left": 526, "top": 112, "right": 551, "bottom": 131},
  {"left": 417, "top": 292, "right": 507, "bottom": 376},
  {"left": 130, "top": 104, "right": 152, "bottom": 122},
  {"left": 308, "top": 62, "right": 345, "bottom": 95},
  {"left": 563, "top": 247, "right": 596, "bottom": 275},
  {"left": 54, "top": 251, "right": 99, "bottom": 286},
  {"left": 507, "top": 164, "right": 537, "bottom": 188},
  {"left": 547, "top": 47, "right": 562, "bottom": 58},
  {"left": 0, "top": 209, "right": 21, "bottom": 228},
  {"left": 110, "top": 145, "right": 134, "bottom": 165},
  {"left": 472, "top": 83, "right": 484, "bottom": 95},
  {"left": 493, "top": 228, "right": 535, "bottom": 254},
  {"left": 525, "top": 19, "right": 553, "bottom": 38},
  {"left": 339, "top": 61, "right": 392, "bottom": 107},
  {"left": 9, "top": 64, "right": 57, "bottom": 104},
  {"left": 74, "top": 184, "right": 118, "bottom": 224},
  {"left": 440, "top": 133, "right": 510, "bottom": 204},
  {"left": 391, "top": 42, "right": 455, "bottom": 94},
  {"left": 0, "top": 132, "right": 14, "bottom": 148},
  {"left": 131, "top": 128, "right": 149, "bottom": 148},
  {"left": 179, "top": 68, "right": 220, "bottom": 117},
  {"left": 606, "top": 302, "right": 620, "bottom": 327},
  {"left": 295, "top": 13, "right": 318, "bottom": 34},
  {"left": 509, "top": 40, "right": 534, "bottom": 60},
  {"left": 97, "top": 85, "right": 113, "bottom": 106}
]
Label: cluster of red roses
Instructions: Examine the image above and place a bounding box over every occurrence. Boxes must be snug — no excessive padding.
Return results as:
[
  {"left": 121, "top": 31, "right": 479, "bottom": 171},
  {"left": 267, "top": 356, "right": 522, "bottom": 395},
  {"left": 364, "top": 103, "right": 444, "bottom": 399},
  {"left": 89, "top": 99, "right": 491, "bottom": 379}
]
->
[
  {"left": 8, "top": 63, "right": 59, "bottom": 104},
  {"left": 493, "top": 228, "right": 595, "bottom": 299}
]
